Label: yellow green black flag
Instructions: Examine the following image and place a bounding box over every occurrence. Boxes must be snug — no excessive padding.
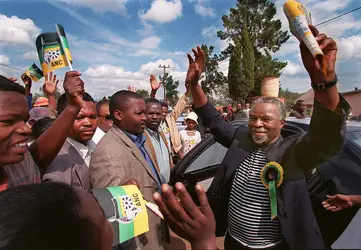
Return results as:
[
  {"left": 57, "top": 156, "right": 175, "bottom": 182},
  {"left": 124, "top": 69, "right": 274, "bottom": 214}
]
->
[
  {"left": 25, "top": 63, "right": 44, "bottom": 82},
  {"left": 35, "top": 24, "right": 73, "bottom": 75}
]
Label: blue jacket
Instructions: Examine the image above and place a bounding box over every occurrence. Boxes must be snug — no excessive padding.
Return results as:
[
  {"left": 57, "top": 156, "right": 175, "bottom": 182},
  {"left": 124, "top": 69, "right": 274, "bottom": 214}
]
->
[{"left": 195, "top": 97, "right": 349, "bottom": 249}]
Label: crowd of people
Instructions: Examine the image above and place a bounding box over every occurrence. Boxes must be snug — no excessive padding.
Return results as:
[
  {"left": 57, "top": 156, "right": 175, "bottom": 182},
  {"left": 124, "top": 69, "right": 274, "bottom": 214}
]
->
[{"left": 0, "top": 24, "right": 360, "bottom": 250}]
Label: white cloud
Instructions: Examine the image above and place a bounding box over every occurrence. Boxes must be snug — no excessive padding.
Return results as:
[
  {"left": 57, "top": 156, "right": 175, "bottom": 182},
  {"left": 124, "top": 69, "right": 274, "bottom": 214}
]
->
[
  {"left": 83, "top": 58, "right": 187, "bottom": 99},
  {"left": 338, "top": 35, "right": 361, "bottom": 60},
  {"left": 139, "top": 35, "right": 162, "bottom": 49},
  {"left": 22, "top": 51, "right": 38, "bottom": 60},
  {"left": 140, "top": 0, "right": 183, "bottom": 24},
  {"left": 134, "top": 49, "right": 158, "bottom": 56},
  {"left": 0, "top": 15, "right": 41, "bottom": 47},
  {"left": 53, "top": 0, "right": 130, "bottom": 15},
  {"left": 282, "top": 61, "right": 306, "bottom": 76},
  {"left": 0, "top": 55, "right": 10, "bottom": 65},
  {"left": 137, "top": 20, "right": 155, "bottom": 37},
  {"left": 189, "top": 0, "right": 216, "bottom": 17}
]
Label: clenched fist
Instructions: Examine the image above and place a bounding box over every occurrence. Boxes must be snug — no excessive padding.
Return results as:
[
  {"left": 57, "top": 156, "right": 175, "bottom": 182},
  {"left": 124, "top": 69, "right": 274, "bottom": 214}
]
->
[{"left": 63, "top": 71, "right": 85, "bottom": 111}]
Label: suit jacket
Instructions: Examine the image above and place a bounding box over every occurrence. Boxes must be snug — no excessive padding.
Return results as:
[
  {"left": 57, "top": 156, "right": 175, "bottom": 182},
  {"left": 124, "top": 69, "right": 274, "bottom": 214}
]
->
[
  {"left": 90, "top": 126, "right": 163, "bottom": 250},
  {"left": 43, "top": 140, "right": 91, "bottom": 190},
  {"left": 195, "top": 97, "right": 349, "bottom": 249},
  {"left": 144, "top": 129, "right": 173, "bottom": 171}
]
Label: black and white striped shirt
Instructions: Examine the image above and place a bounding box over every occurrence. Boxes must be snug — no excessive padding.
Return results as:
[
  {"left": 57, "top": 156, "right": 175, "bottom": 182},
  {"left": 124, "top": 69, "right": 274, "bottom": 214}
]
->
[{"left": 228, "top": 148, "right": 283, "bottom": 248}]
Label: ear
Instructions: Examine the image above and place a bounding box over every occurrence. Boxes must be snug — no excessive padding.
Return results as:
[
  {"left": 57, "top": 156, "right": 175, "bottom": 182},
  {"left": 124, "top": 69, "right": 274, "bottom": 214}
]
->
[
  {"left": 113, "top": 109, "right": 122, "bottom": 122},
  {"left": 280, "top": 119, "right": 285, "bottom": 128}
]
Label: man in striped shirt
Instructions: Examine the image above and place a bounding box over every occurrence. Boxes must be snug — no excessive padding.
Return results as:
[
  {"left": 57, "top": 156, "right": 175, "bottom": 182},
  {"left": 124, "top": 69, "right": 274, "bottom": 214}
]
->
[{"left": 175, "top": 26, "right": 349, "bottom": 250}]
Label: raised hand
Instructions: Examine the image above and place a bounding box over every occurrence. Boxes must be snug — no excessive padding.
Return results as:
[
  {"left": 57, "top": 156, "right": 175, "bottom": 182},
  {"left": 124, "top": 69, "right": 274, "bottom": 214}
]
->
[
  {"left": 8, "top": 77, "right": 18, "bottom": 83},
  {"left": 127, "top": 85, "right": 136, "bottom": 93},
  {"left": 43, "top": 72, "right": 59, "bottom": 96},
  {"left": 186, "top": 46, "right": 205, "bottom": 87},
  {"left": 153, "top": 183, "right": 216, "bottom": 250},
  {"left": 322, "top": 194, "right": 354, "bottom": 212},
  {"left": 21, "top": 73, "right": 32, "bottom": 86},
  {"left": 301, "top": 25, "right": 337, "bottom": 84},
  {"left": 150, "top": 74, "right": 161, "bottom": 91},
  {"left": 63, "top": 71, "right": 84, "bottom": 111}
]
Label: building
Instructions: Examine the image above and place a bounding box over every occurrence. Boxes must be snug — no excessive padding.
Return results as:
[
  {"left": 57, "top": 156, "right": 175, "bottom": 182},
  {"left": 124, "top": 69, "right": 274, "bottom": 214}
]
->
[{"left": 296, "top": 88, "right": 361, "bottom": 117}]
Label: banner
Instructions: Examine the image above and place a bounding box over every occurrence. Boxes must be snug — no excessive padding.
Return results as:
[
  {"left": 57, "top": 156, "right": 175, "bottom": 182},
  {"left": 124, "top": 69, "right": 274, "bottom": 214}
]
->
[
  {"left": 91, "top": 185, "right": 149, "bottom": 246},
  {"left": 35, "top": 24, "right": 72, "bottom": 75},
  {"left": 25, "top": 63, "right": 44, "bottom": 82}
]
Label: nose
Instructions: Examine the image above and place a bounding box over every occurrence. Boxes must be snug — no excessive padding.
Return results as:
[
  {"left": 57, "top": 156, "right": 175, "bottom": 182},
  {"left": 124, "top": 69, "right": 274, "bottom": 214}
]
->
[
  {"left": 17, "top": 121, "right": 32, "bottom": 136},
  {"left": 253, "top": 118, "right": 263, "bottom": 128}
]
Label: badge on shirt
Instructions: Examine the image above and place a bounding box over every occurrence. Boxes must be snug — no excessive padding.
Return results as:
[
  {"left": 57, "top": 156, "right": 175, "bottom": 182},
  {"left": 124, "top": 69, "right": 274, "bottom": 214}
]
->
[{"left": 260, "top": 162, "right": 284, "bottom": 220}]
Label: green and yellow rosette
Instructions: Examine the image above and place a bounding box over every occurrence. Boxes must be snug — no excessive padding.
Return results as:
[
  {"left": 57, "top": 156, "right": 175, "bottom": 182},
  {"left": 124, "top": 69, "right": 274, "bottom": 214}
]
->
[{"left": 260, "top": 162, "right": 284, "bottom": 220}]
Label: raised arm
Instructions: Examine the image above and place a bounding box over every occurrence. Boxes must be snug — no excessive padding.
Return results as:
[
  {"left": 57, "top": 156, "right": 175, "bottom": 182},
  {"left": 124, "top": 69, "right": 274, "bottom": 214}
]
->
[
  {"left": 20, "top": 74, "right": 33, "bottom": 110},
  {"left": 43, "top": 72, "right": 59, "bottom": 113},
  {"left": 186, "top": 46, "right": 236, "bottom": 148},
  {"left": 296, "top": 25, "right": 349, "bottom": 173},
  {"left": 150, "top": 74, "right": 161, "bottom": 99},
  {"left": 29, "top": 71, "right": 84, "bottom": 172}
]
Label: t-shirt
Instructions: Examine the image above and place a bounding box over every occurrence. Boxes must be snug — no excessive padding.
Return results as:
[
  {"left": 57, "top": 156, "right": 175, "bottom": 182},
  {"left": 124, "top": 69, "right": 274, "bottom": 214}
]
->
[
  {"left": 179, "top": 129, "right": 201, "bottom": 156},
  {"left": 0, "top": 151, "right": 41, "bottom": 191}
]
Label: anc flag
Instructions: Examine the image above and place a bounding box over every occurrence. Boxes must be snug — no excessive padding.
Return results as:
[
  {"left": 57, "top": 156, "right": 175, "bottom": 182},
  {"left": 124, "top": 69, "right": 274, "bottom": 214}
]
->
[
  {"left": 35, "top": 24, "right": 72, "bottom": 75},
  {"left": 25, "top": 63, "right": 43, "bottom": 82},
  {"left": 91, "top": 185, "right": 149, "bottom": 246}
]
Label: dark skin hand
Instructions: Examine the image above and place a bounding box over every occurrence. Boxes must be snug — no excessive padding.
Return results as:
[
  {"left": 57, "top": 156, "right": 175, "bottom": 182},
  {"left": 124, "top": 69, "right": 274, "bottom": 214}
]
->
[
  {"left": 153, "top": 183, "right": 217, "bottom": 250},
  {"left": 43, "top": 72, "right": 59, "bottom": 111},
  {"left": 150, "top": 74, "right": 190, "bottom": 98},
  {"left": 21, "top": 74, "right": 32, "bottom": 97},
  {"left": 322, "top": 194, "right": 361, "bottom": 212},
  {"left": 29, "top": 71, "right": 84, "bottom": 172},
  {"left": 301, "top": 25, "right": 340, "bottom": 110}
]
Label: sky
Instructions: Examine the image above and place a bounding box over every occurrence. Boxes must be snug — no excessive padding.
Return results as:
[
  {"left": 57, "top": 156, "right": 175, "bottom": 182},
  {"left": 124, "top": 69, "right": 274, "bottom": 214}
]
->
[{"left": 1, "top": 0, "right": 361, "bottom": 100}]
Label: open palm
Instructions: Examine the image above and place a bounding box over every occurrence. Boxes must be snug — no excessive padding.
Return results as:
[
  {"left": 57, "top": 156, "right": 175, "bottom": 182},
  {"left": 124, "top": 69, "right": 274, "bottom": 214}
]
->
[
  {"left": 43, "top": 72, "right": 59, "bottom": 95},
  {"left": 150, "top": 74, "right": 161, "bottom": 90},
  {"left": 322, "top": 194, "right": 353, "bottom": 212},
  {"left": 186, "top": 46, "right": 205, "bottom": 86}
]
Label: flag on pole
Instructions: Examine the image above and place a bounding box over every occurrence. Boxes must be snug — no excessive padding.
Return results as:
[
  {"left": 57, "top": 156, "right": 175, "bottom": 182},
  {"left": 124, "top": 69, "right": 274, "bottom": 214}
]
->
[
  {"left": 91, "top": 185, "right": 149, "bottom": 246},
  {"left": 55, "top": 24, "right": 73, "bottom": 71},
  {"left": 25, "top": 63, "right": 44, "bottom": 82},
  {"left": 35, "top": 24, "right": 73, "bottom": 75}
]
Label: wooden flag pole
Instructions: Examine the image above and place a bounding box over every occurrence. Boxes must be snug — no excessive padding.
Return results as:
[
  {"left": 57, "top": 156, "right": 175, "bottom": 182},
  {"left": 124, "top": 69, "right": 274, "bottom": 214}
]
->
[{"left": 55, "top": 24, "right": 73, "bottom": 71}]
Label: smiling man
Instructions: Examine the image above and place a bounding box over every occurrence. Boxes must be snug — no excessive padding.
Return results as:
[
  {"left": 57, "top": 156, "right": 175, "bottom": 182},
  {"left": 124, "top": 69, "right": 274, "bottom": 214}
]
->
[
  {"left": 90, "top": 91, "right": 165, "bottom": 250},
  {"left": 0, "top": 71, "right": 85, "bottom": 192},
  {"left": 43, "top": 92, "right": 98, "bottom": 190}
]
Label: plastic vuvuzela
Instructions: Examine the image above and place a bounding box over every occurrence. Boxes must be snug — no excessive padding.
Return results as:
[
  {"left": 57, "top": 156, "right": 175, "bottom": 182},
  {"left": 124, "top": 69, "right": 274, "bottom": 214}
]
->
[{"left": 284, "top": 0, "right": 326, "bottom": 75}]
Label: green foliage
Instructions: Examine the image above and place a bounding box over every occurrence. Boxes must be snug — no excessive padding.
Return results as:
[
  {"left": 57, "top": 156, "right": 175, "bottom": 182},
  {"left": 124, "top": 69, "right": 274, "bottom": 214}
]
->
[
  {"left": 165, "top": 75, "right": 179, "bottom": 106},
  {"left": 200, "top": 44, "right": 227, "bottom": 97},
  {"left": 278, "top": 87, "right": 302, "bottom": 111},
  {"left": 218, "top": 0, "right": 289, "bottom": 96},
  {"left": 136, "top": 89, "right": 150, "bottom": 99},
  {"left": 240, "top": 22, "right": 255, "bottom": 100},
  {"left": 228, "top": 40, "right": 243, "bottom": 102}
]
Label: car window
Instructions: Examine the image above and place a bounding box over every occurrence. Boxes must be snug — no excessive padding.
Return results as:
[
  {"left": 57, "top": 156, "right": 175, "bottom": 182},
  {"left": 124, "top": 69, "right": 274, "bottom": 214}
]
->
[
  {"left": 185, "top": 141, "right": 227, "bottom": 173},
  {"left": 347, "top": 132, "right": 361, "bottom": 148}
]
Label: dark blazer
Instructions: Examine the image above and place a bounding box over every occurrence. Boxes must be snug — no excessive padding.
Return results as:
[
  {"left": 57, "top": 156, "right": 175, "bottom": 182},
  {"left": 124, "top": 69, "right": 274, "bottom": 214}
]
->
[
  {"left": 195, "top": 97, "right": 349, "bottom": 249},
  {"left": 43, "top": 140, "right": 91, "bottom": 190}
]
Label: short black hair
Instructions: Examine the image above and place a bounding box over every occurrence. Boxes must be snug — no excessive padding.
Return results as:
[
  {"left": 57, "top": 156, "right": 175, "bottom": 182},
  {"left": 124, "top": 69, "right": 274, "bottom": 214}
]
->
[
  {"left": 296, "top": 100, "right": 306, "bottom": 104},
  {"left": 57, "top": 92, "right": 95, "bottom": 114},
  {"left": 0, "top": 75, "right": 25, "bottom": 95},
  {"left": 145, "top": 98, "right": 161, "bottom": 106},
  {"left": 160, "top": 102, "right": 168, "bottom": 109},
  {"left": 109, "top": 90, "right": 143, "bottom": 115},
  {"left": 0, "top": 182, "right": 98, "bottom": 250},
  {"left": 96, "top": 99, "right": 109, "bottom": 114},
  {"left": 32, "top": 117, "right": 54, "bottom": 139}
]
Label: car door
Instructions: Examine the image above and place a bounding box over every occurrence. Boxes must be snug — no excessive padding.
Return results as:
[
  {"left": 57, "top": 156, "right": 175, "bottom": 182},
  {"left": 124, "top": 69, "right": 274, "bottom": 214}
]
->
[{"left": 170, "top": 122, "right": 304, "bottom": 201}]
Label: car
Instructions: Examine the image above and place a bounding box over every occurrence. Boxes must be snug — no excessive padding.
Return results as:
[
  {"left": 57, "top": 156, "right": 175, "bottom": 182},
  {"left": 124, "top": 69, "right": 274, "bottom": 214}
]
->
[{"left": 170, "top": 117, "right": 361, "bottom": 248}]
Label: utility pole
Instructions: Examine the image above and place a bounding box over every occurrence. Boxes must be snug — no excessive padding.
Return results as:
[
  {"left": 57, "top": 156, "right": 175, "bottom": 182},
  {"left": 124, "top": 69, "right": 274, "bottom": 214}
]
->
[{"left": 158, "top": 64, "right": 170, "bottom": 102}]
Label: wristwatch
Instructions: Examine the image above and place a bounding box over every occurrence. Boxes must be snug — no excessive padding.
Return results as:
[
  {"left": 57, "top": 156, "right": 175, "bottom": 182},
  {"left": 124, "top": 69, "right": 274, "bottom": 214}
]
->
[{"left": 311, "top": 75, "right": 338, "bottom": 90}]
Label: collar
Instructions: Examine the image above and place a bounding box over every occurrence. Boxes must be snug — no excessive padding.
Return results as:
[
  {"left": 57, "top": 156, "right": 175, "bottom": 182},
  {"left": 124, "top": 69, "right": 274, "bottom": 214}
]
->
[
  {"left": 121, "top": 129, "right": 146, "bottom": 146},
  {"left": 67, "top": 137, "right": 93, "bottom": 160}
]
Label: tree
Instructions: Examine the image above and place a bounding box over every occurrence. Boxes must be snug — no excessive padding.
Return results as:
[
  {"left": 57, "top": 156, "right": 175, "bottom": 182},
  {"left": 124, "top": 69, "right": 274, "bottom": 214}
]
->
[
  {"left": 240, "top": 22, "right": 255, "bottom": 100},
  {"left": 218, "top": 0, "right": 290, "bottom": 95},
  {"left": 227, "top": 40, "right": 243, "bottom": 103},
  {"left": 165, "top": 75, "right": 179, "bottom": 106},
  {"left": 136, "top": 89, "right": 150, "bottom": 99},
  {"left": 200, "top": 44, "right": 227, "bottom": 97},
  {"left": 278, "top": 87, "right": 302, "bottom": 111}
]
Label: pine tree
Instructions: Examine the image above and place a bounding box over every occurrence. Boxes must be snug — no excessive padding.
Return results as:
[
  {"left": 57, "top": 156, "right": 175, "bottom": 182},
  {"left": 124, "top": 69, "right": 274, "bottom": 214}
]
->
[
  {"left": 165, "top": 75, "right": 179, "bottom": 106},
  {"left": 218, "top": 0, "right": 289, "bottom": 95},
  {"left": 228, "top": 40, "right": 242, "bottom": 103},
  {"left": 200, "top": 44, "right": 227, "bottom": 97},
  {"left": 240, "top": 22, "right": 254, "bottom": 101}
]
